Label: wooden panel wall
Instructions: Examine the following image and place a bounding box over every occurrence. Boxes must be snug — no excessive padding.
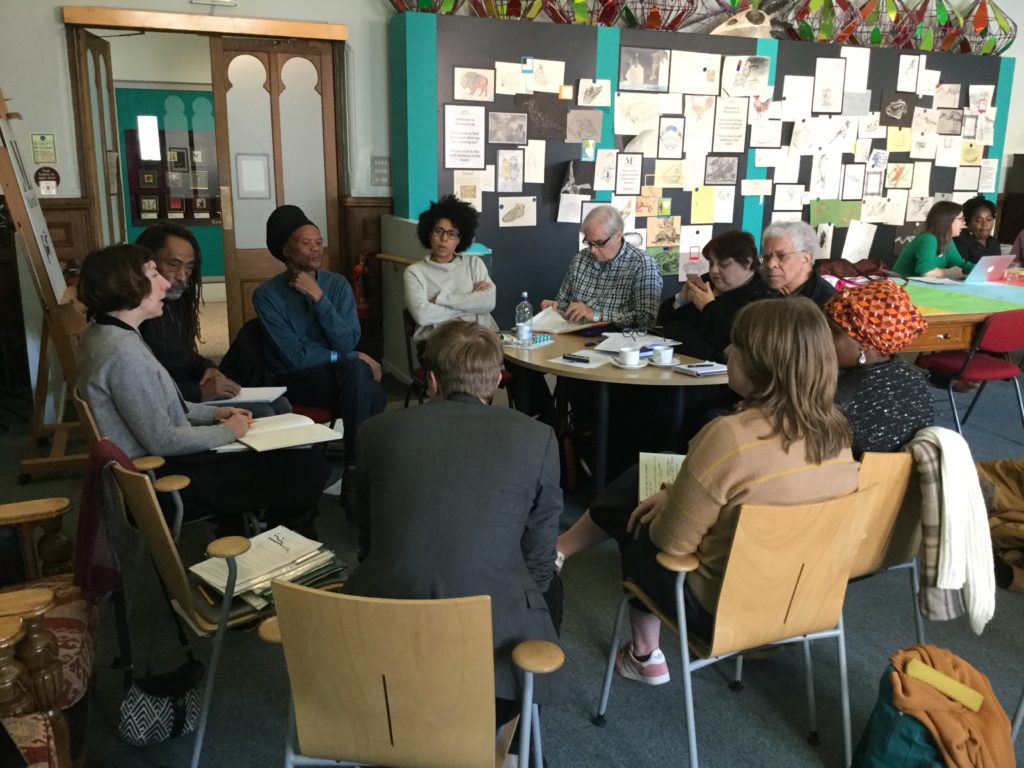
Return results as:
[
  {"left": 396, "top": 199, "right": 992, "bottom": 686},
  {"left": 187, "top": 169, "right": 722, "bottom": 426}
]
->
[
  {"left": 341, "top": 195, "right": 392, "bottom": 360},
  {"left": 40, "top": 197, "right": 96, "bottom": 268}
]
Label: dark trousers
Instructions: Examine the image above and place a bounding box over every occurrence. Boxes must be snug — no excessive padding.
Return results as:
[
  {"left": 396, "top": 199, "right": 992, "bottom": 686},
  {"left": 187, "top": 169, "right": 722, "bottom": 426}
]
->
[
  {"left": 157, "top": 446, "right": 329, "bottom": 526},
  {"left": 283, "top": 358, "right": 387, "bottom": 462},
  {"left": 590, "top": 462, "right": 715, "bottom": 641}
]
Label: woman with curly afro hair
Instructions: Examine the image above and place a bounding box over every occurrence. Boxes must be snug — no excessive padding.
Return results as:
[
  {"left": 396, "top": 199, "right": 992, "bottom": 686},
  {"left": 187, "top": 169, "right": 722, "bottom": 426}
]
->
[{"left": 404, "top": 194, "right": 498, "bottom": 340}]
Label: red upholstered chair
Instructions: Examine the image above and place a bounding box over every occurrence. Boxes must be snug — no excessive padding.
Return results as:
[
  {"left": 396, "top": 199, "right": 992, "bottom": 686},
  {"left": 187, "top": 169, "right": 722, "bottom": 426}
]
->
[
  {"left": 290, "top": 404, "right": 335, "bottom": 424},
  {"left": 916, "top": 308, "right": 1024, "bottom": 434}
]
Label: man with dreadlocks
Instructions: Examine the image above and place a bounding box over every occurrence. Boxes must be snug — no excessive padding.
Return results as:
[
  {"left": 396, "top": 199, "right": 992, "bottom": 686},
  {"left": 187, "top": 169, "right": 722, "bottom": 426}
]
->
[{"left": 137, "top": 223, "right": 288, "bottom": 417}]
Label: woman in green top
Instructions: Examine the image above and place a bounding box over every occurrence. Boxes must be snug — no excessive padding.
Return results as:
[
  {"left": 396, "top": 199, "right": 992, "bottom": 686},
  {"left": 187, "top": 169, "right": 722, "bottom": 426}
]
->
[{"left": 892, "top": 201, "right": 972, "bottom": 278}]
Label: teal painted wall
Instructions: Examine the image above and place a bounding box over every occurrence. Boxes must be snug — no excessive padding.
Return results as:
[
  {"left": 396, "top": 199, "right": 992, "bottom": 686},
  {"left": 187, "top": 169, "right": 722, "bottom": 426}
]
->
[{"left": 114, "top": 87, "right": 225, "bottom": 276}]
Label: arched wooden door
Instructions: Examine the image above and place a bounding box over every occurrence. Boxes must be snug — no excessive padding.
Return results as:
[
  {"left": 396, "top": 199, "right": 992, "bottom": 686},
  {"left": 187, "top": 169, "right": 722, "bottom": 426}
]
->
[{"left": 210, "top": 37, "right": 341, "bottom": 338}]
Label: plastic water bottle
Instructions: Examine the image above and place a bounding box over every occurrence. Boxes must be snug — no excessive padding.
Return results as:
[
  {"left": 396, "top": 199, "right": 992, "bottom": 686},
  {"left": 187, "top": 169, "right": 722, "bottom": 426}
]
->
[{"left": 515, "top": 292, "right": 533, "bottom": 345}]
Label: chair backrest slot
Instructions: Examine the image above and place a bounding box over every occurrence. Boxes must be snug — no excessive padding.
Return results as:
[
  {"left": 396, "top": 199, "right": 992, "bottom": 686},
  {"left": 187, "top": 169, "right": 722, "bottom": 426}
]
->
[
  {"left": 710, "top": 485, "right": 877, "bottom": 658},
  {"left": 272, "top": 581, "right": 497, "bottom": 767}
]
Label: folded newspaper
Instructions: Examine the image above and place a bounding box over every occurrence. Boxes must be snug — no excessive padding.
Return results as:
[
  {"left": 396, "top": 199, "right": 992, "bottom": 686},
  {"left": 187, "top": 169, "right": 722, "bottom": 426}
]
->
[{"left": 189, "top": 526, "right": 345, "bottom": 608}]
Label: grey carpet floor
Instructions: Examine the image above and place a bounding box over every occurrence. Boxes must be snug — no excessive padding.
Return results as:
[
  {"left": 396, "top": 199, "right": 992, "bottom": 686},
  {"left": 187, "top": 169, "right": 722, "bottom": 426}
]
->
[{"left": 1, "top": 377, "right": 1022, "bottom": 767}]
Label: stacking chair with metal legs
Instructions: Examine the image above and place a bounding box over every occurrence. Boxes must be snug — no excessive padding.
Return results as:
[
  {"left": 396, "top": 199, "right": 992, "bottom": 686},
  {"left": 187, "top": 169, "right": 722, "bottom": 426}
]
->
[
  {"left": 593, "top": 486, "right": 877, "bottom": 768},
  {"left": 111, "top": 464, "right": 268, "bottom": 768},
  {"left": 261, "top": 583, "right": 564, "bottom": 768}
]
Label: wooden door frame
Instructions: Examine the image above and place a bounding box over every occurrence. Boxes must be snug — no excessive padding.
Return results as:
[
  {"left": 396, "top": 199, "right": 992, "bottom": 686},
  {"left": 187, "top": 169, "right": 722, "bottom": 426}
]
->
[{"left": 211, "top": 36, "right": 341, "bottom": 336}]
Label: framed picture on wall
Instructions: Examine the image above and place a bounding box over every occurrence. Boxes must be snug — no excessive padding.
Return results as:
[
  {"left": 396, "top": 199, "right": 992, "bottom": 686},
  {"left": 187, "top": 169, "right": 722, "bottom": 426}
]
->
[
  {"left": 192, "top": 170, "right": 209, "bottom": 190},
  {"left": 193, "top": 197, "right": 210, "bottom": 219},
  {"left": 236, "top": 154, "right": 271, "bottom": 199},
  {"left": 139, "top": 196, "right": 159, "bottom": 219},
  {"left": 138, "top": 169, "right": 159, "bottom": 189},
  {"left": 166, "top": 171, "right": 189, "bottom": 192},
  {"left": 191, "top": 149, "right": 204, "bottom": 165},
  {"left": 167, "top": 148, "right": 190, "bottom": 171},
  {"left": 619, "top": 47, "right": 670, "bottom": 93},
  {"left": 166, "top": 196, "right": 186, "bottom": 219}
]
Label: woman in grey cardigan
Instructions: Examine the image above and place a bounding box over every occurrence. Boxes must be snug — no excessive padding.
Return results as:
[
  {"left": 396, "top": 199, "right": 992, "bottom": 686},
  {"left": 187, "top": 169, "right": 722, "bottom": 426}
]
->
[{"left": 77, "top": 244, "right": 328, "bottom": 532}]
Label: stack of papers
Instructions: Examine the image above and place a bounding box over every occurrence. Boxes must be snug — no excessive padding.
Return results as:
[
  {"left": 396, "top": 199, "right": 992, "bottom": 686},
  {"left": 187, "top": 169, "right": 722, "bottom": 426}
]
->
[
  {"left": 674, "top": 360, "right": 728, "bottom": 377},
  {"left": 189, "top": 526, "right": 345, "bottom": 610},
  {"left": 530, "top": 306, "right": 605, "bottom": 334},
  {"left": 212, "top": 386, "right": 287, "bottom": 405},
  {"left": 213, "top": 413, "right": 341, "bottom": 453},
  {"left": 638, "top": 452, "right": 686, "bottom": 502}
]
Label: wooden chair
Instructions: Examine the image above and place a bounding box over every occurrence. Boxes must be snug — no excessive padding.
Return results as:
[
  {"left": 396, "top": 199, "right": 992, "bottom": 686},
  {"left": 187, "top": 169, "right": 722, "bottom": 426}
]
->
[
  {"left": 260, "top": 582, "right": 564, "bottom": 768},
  {"left": 850, "top": 452, "right": 925, "bottom": 644},
  {"left": 401, "top": 309, "right": 429, "bottom": 408},
  {"left": 0, "top": 499, "right": 92, "bottom": 768},
  {"left": 111, "top": 464, "right": 265, "bottom": 768},
  {"left": 593, "top": 486, "right": 878, "bottom": 768},
  {"left": 0, "top": 588, "right": 71, "bottom": 768}
]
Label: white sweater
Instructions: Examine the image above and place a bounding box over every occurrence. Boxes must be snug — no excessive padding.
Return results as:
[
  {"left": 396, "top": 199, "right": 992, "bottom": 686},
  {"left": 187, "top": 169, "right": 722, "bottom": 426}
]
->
[{"left": 403, "top": 253, "right": 499, "bottom": 340}]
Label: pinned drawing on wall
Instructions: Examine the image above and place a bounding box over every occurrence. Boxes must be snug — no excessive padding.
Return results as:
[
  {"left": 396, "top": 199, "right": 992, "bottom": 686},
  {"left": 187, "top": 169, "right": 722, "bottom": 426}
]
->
[
  {"left": 454, "top": 67, "right": 495, "bottom": 102},
  {"left": 961, "top": 141, "right": 984, "bottom": 165},
  {"left": 812, "top": 58, "right": 846, "bottom": 113},
  {"left": 774, "top": 184, "right": 805, "bottom": 211},
  {"left": 712, "top": 97, "right": 748, "bottom": 153},
  {"left": 516, "top": 94, "right": 567, "bottom": 139},
  {"left": 619, "top": 47, "right": 671, "bottom": 93},
  {"left": 906, "top": 196, "right": 933, "bottom": 222},
  {"left": 809, "top": 151, "right": 842, "bottom": 200},
  {"left": 657, "top": 116, "right": 684, "bottom": 159},
  {"left": 937, "top": 109, "right": 964, "bottom": 135},
  {"left": 524, "top": 139, "right": 545, "bottom": 184},
  {"left": 654, "top": 159, "right": 686, "bottom": 188},
  {"left": 647, "top": 216, "right": 681, "bottom": 248},
  {"left": 954, "top": 165, "right": 981, "bottom": 191},
  {"left": 635, "top": 185, "right": 662, "bottom": 217},
  {"left": 885, "top": 162, "right": 914, "bottom": 189},
  {"left": 495, "top": 62, "right": 526, "bottom": 95},
  {"left": 594, "top": 149, "right": 617, "bottom": 191},
  {"left": 911, "top": 107, "right": 939, "bottom": 134},
  {"left": 497, "top": 148, "right": 524, "bottom": 192},
  {"left": 934, "top": 83, "right": 961, "bottom": 109},
  {"left": 896, "top": 55, "right": 920, "bottom": 93},
  {"left": 489, "top": 112, "right": 529, "bottom": 144},
  {"left": 887, "top": 127, "right": 912, "bottom": 153},
  {"left": 881, "top": 90, "right": 917, "bottom": 129},
  {"left": 683, "top": 95, "right": 716, "bottom": 156},
  {"left": 669, "top": 51, "right": 721, "bottom": 96},
  {"left": 721, "top": 56, "right": 770, "bottom": 98},
  {"left": 525, "top": 59, "right": 566, "bottom": 94},
  {"left": 704, "top": 155, "right": 738, "bottom": 186},
  {"left": 859, "top": 112, "right": 886, "bottom": 140},
  {"left": 498, "top": 196, "right": 537, "bottom": 227},
  {"left": 614, "top": 92, "right": 661, "bottom": 135},
  {"left": 841, "top": 164, "right": 865, "bottom": 200},
  {"left": 566, "top": 110, "right": 603, "bottom": 143},
  {"left": 578, "top": 78, "right": 611, "bottom": 107},
  {"left": 453, "top": 169, "right": 483, "bottom": 211}
]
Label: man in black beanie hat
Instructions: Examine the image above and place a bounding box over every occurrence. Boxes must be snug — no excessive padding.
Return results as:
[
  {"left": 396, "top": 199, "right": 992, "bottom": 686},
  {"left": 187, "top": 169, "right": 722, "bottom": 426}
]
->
[{"left": 253, "top": 204, "right": 387, "bottom": 516}]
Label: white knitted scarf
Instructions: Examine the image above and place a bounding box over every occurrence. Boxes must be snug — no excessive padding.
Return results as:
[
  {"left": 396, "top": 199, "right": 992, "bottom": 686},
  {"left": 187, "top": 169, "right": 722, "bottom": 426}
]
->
[{"left": 914, "top": 426, "right": 995, "bottom": 634}]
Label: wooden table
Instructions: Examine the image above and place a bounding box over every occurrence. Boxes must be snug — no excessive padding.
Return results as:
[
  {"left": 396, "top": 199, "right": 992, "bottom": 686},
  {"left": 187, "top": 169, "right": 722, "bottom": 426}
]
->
[
  {"left": 503, "top": 334, "right": 726, "bottom": 490},
  {"left": 903, "top": 280, "right": 1024, "bottom": 352}
]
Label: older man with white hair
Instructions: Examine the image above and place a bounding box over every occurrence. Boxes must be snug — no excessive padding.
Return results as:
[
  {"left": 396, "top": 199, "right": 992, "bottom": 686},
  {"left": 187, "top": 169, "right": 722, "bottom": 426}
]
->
[
  {"left": 759, "top": 220, "right": 836, "bottom": 306},
  {"left": 542, "top": 204, "right": 662, "bottom": 329}
]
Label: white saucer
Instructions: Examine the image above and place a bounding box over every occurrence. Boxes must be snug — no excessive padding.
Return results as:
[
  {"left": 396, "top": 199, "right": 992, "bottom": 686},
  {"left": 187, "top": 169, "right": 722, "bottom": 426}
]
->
[
  {"left": 649, "top": 356, "right": 681, "bottom": 368},
  {"left": 610, "top": 358, "right": 649, "bottom": 370}
]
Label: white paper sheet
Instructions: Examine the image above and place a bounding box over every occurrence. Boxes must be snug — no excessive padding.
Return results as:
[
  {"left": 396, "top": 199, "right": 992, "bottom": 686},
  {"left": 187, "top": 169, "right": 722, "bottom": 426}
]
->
[
  {"left": 840, "top": 47, "right": 871, "bottom": 92},
  {"left": 669, "top": 50, "right": 721, "bottom": 95},
  {"left": 934, "top": 84, "right": 962, "bottom": 109},
  {"left": 614, "top": 91, "right": 661, "bottom": 135},
  {"left": 954, "top": 165, "right": 981, "bottom": 191},
  {"left": 524, "top": 140, "right": 545, "bottom": 184},
  {"left": 781, "top": 75, "right": 814, "bottom": 121},
  {"left": 443, "top": 104, "right": 485, "bottom": 169},
  {"left": 741, "top": 178, "right": 772, "bottom": 196},
  {"left": 813, "top": 58, "right": 846, "bottom": 113},
  {"left": 712, "top": 97, "right": 748, "bottom": 152},
  {"left": 683, "top": 95, "right": 716, "bottom": 156},
  {"left": 577, "top": 78, "right": 611, "bottom": 107},
  {"left": 615, "top": 153, "right": 643, "bottom": 195},
  {"left": 495, "top": 62, "right": 526, "bottom": 95},
  {"left": 896, "top": 55, "right": 920, "bottom": 93},
  {"left": 638, "top": 452, "right": 686, "bottom": 501},
  {"left": 909, "top": 162, "right": 932, "bottom": 196},
  {"left": 526, "top": 59, "right": 565, "bottom": 94},
  {"left": 548, "top": 349, "right": 611, "bottom": 370},
  {"left": 906, "top": 196, "right": 932, "bottom": 222},
  {"left": 498, "top": 195, "right": 537, "bottom": 227},
  {"left": 594, "top": 149, "right": 617, "bottom": 191},
  {"left": 841, "top": 220, "right": 877, "bottom": 262},
  {"left": 979, "top": 158, "right": 999, "bottom": 193}
]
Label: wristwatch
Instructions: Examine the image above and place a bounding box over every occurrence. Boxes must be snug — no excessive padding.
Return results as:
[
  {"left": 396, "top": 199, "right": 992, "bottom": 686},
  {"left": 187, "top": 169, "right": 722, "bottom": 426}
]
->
[{"left": 593, "top": 308, "right": 602, "bottom": 322}]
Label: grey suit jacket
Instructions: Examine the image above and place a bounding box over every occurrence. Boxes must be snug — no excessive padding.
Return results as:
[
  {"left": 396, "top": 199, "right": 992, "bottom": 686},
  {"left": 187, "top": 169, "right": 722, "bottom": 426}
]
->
[{"left": 343, "top": 393, "right": 564, "bottom": 704}]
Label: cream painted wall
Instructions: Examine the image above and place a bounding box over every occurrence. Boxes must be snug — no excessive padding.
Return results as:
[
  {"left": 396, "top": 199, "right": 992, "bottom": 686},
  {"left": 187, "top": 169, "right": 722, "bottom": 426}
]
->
[
  {"left": 0, "top": 0, "right": 391, "bottom": 197},
  {"left": 107, "top": 30, "right": 212, "bottom": 84},
  {"left": 0, "top": 1, "right": 1022, "bottom": 195}
]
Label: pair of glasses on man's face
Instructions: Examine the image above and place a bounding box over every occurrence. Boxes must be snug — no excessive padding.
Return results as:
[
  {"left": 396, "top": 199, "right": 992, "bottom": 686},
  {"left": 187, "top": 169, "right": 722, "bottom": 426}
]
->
[
  {"left": 432, "top": 226, "right": 460, "bottom": 241},
  {"left": 584, "top": 234, "right": 619, "bottom": 248}
]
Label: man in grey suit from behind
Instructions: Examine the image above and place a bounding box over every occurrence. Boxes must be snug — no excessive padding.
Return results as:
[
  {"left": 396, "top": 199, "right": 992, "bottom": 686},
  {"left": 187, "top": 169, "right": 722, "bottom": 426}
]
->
[{"left": 343, "top": 320, "right": 564, "bottom": 715}]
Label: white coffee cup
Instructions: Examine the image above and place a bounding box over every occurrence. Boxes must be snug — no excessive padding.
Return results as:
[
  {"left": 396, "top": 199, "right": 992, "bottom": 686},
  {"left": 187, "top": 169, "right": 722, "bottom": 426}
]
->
[
  {"left": 652, "top": 345, "right": 674, "bottom": 364},
  {"left": 618, "top": 346, "right": 640, "bottom": 366}
]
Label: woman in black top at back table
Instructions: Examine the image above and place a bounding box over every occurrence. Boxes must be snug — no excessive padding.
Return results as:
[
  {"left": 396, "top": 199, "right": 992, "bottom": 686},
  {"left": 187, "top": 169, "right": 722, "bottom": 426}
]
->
[
  {"left": 824, "top": 281, "right": 935, "bottom": 458},
  {"left": 657, "top": 230, "right": 775, "bottom": 363},
  {"left": 954, "top": 196, "right": 1002, "bottom": 264}
]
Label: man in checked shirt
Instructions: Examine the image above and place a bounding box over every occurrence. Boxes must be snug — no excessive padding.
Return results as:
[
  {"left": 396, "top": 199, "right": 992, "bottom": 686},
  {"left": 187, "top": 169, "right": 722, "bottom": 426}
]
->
[{"left": 541, "top": 204, "right": 662, "bottom": 328}]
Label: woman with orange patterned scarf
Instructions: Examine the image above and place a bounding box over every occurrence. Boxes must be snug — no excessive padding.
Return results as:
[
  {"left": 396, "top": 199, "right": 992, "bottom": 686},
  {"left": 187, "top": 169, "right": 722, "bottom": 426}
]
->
[{"left": 824, "top": 281, "right": 935, "bottom": 458}]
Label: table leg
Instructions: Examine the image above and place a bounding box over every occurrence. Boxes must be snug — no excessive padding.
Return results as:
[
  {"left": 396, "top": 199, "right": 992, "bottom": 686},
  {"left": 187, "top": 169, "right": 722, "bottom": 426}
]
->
[
  {"left": 670, "top": 387, "right": 686, "bottom": 449},
  {"left": 593, "top": 382, "right": 609, "bottom": 491}
]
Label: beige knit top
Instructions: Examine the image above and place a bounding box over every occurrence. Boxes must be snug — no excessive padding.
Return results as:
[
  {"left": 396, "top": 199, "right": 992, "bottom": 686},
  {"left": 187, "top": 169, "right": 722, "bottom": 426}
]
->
[{"left": 650, "top": 407, "right": 860, "bottom": 612}]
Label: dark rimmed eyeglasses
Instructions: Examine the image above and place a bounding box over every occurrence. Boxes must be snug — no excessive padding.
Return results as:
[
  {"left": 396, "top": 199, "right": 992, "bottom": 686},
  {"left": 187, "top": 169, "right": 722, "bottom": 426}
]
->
[
  {"left": 432, "top": 226, "right": 460, "bottom": 240},
  {"left": 584, "top": 236, "right": 615, "bottom": 249}
]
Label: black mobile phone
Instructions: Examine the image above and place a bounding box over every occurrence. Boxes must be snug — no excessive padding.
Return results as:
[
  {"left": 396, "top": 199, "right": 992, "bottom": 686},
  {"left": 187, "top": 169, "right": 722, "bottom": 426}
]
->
[{"left": 562, "top": 354, "right": 589, "bottom": 363}]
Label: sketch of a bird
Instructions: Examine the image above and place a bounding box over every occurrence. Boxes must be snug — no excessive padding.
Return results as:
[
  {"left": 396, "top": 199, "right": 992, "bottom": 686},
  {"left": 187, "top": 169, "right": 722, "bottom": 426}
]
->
[
  {"left": 582, "top": 82, "right": 604, "bottom": 105},
  {"left": 690, "top": 96, "right": 714, "bottom": 120},
  {"left": 752, "top": 95, "right": 771, "bottom": 114}
]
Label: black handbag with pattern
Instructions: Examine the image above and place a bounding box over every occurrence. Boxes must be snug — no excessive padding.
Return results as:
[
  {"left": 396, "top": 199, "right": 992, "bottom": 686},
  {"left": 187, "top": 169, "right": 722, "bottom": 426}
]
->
[{"left": 118, "top": 657, "right": 204, "bottom": 746}]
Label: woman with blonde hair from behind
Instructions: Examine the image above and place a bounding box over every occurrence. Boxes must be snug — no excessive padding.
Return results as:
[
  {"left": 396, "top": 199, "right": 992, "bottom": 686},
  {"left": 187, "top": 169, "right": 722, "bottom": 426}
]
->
[{"left": 614, "top": 297, "right": 860, "bottom": 685}]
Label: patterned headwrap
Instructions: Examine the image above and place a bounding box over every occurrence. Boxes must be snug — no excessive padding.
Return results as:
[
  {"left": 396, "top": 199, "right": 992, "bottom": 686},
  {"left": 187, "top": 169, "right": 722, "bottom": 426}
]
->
[{"left": 824, "top": 281, "right": 928, "bottom": 354}]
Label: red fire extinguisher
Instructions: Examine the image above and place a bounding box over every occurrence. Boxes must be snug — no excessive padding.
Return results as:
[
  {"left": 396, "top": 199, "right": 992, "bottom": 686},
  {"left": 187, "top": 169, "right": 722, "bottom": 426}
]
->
[{"left": 352, "top": 251, "right": 370, "bottom": 320}]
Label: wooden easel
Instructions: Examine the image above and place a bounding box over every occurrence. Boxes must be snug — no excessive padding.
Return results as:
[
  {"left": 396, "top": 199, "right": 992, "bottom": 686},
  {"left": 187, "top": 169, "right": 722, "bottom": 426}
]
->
[{"left": 0, "top": 88, "right": 88, "bottom": 482}]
